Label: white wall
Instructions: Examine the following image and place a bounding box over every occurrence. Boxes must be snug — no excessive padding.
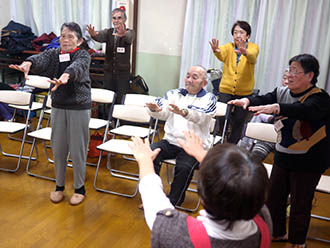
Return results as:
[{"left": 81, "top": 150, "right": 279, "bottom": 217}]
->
[
  {"left": 137, "top": 0, "right": 186, "bottom": 56},
  {"left": 0, "top": 0, "right": 11, "bottom": 30},
  {"left": 136, "top": 0, "right": 187, "bottom": 96}
]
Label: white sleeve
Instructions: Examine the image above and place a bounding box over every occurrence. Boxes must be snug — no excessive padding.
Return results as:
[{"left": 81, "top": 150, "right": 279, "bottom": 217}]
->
[{"left": 139, "top": 173, "right": 174, "bottom": 230}]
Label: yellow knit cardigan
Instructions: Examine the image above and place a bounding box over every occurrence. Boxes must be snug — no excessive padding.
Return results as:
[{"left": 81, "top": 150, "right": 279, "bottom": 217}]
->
[{"left": 213, "top": 42, "right": 259, "bottom": 96}]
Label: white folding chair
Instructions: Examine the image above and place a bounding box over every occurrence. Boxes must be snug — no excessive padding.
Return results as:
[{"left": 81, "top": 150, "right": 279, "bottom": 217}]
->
[
  {"left": 87, "top": 88, "right": 116, "bottom": 166},
  {"left": 93, "top": 104, "right": 156, "bottom": 197},
  {"left": 112, "top": 94, "right": 159, "bottom": 142},
  {"left": 0, "top": 90, "right": 34, "bottom": 172},
  {"left": 211, "top": 101, "right": 227, "bottom": 145},
  {"left": 89, "top": 88, "right": 116, "bottom": 130},
  {"left": 8, "top": 75, "right": 51, "bottom": 142},
  {"left": 25, "top": 94, "right": 55, "bottom": 180},
  {"left": 244, "top": 121, "right": 277, "bottom": 177}
]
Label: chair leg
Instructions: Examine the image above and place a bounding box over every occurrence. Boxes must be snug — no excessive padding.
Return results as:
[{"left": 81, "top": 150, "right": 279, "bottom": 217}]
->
[
  {"left": 26, "top": 138, "right": 56, "bottom": 181},
  {"left": 0, "top": 128, "right": 37, "bottom": 172},
  {"left": 175, "top": 197, "right": 201, "bottom": 213},
  {"left": 94, "top": 152, "right": 139, "bottom": 198},
  {"left": 311, "top": 214, "right": 330, "bottom": 222},
  {"left": 307, "top": 191, "right": 330, "bottom": 244},
  {"left": 307, "top": 236, "right": 330, "bottom": 244}
]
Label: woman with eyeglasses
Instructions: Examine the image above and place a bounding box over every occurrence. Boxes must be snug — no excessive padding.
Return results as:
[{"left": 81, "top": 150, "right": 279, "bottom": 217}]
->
[{"left": 229, "top": 54, "right": 330, "bottom": 248}]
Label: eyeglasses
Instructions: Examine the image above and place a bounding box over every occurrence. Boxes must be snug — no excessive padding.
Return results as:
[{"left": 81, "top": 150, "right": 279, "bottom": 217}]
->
[{"left": 288, "top": 69, "right": 305, "bottom": 76}]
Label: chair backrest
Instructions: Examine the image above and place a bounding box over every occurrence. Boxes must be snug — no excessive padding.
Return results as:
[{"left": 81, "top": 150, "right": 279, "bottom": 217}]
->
[
  {"left": 112, "top": 104, "right": 151, "bottom": 123},
  {"left": 0, "top": 90, "right": 32, "bottom": 106},
  {"left": 46, "top": 95, "right": 52, "bottom": 108},
  {"left": 123, "top": 94, "right": 157, "bottom": 106},
  {"left": 245, "top": 122, "right": 277, "bottom": 143},
  {"left": 209, "top": 102, "right": 227, "bottom": 145},
  {"left": 25, "top": 75, "right": 51, "bottom": 89},
  {"left": 91, "top": 88, "right": 116, "bottom": 104},
  {"left": 215, "top": 102, "right": 227, "bottom": 117}
]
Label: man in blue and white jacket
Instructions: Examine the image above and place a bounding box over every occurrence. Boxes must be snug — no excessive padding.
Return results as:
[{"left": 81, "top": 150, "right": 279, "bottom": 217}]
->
[{"left": 146, "top": 65, "right": 217, "bottom": 206}]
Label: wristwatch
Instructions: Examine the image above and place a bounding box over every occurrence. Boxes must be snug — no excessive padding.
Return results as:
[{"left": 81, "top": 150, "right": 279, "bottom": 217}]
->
[{"left": 182, "top": 108, "right": 189, "bottom": 117}]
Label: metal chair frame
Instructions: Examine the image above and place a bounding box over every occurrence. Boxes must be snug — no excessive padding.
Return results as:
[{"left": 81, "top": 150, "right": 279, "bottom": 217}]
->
[
  {"left": 0, "top": 90, "right": 35, "bottom": 172},
  {"left": 94, "top": 102, "right": 157, "bottom": 198},
  {"left": 308, "top": 175, "right": 330, "bottom": 244},
  {"left": 8, "top": 75, "right": 51, "bottom": 143}
]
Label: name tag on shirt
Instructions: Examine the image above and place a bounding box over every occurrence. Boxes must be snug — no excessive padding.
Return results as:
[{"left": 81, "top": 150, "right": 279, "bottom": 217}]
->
[
  {"left": 274, "top": 120, "right": 284, "bottom": 132},
  {"left": 59, "top": 53, "right": 70, "bottom": 62},
  {"left": 117, "top": 47, "right": 125, "bottom": 53}
]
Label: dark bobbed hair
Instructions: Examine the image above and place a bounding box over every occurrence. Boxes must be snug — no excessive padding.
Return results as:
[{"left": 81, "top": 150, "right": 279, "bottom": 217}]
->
[
  {"left": 231, "top": 20, "right": 251, "bottom": 37},
  {"left": 112, "top": 8, "right": 127, "bottom": 21},
  {"left": 60, "top": 22, "right": 83, "bottom": 40},
  {"left": 198, "top": 143, "right": 269, "bottom": 229},
  {"left": 289, "top": 54, "right": 320, "bottom": 85}
]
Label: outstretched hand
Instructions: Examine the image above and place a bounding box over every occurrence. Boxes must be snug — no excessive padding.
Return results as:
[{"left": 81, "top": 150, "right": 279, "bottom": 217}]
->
[
  {"left": 209, "top": 38, "right": 220, "bottom": 53},
  {"left": 129, "top": 137, "right": 160, "bottom": 163},
  {"left": 236, "top": 38, "right": 247, "bottom": 55},
  {"left": 168, "top": 104, "right": 187, "bottom": 117},
  {"left": 9, "top": 61, "right": 32, "bottom": 80},
  {"left": 114, "top": 23, "right": 126, "bottom": 37},
  {"left": 145, "top": 102, "right": 162, "bottom": 112},
  {"left": 86, "top": 24, "right": 97, "bottom": 37},
  {"left": 227, "top": 97, "right": 250, "bottom": 110},
  {"left": 129, "top": 137, "right": 161, "bottom": 179},
  {"left": 177, "top": 130, "right": 207, "bottom": 163},
  {"left": 248, "top": 104, "right": 280, "bottom": 116},
  {"left": 49, "top": 73, "right": 70, "bottom": 92}
]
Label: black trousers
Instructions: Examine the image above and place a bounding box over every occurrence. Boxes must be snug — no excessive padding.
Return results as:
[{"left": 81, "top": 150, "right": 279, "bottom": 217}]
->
[
  {"left": 218, "top": 92, "right": 252, "bottom": 144},
  {"left": 266, "top": 163, "right": 322, "bottom": 244},
  {"left": 104, "top": 72, "right": 130, "bottom": 104},
  {"left": 151, "top": 140, "right": 199, "bottom": 206}
]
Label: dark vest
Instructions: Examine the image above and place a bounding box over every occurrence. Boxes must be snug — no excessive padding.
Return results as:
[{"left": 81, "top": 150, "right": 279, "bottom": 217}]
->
[{"left": 104, "top": 28, "right": 131, "bottom": 75}]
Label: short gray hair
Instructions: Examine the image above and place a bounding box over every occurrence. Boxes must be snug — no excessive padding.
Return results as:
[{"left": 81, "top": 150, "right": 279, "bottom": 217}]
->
[
  {"left": 196, "top": 65, "right": 208, "bottom": 81},
  {"left": 112, "top": 8, "right": 127, "bottom": 21}
]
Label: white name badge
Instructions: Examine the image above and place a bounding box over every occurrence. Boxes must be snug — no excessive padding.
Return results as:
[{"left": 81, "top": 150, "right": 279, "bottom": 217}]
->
[
  {"left": 59, "top": 53, "right": 70, "bottom": 62},
  {"left": 274, "top": 120, "right": 284, "bottom": 132},
  {"left": 117, "top": 47, "right": 125, "bottom": 53}
]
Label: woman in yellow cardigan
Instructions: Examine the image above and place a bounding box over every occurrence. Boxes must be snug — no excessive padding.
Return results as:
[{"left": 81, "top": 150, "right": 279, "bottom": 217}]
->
[{"left": 210, "top": 20, "right": 259, "bottom": 144}]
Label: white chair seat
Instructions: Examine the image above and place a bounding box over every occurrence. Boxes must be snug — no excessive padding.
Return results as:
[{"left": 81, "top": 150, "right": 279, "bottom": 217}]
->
[
  {"left": 245, "top": 122, "right": 277, "bottom": 143},
  {"left": 0, "top": 121, "right": 27, "bottom": 133},
  {"left": 89, "top": 118, "right": 108, "bottom": 130},
  {"left": 110, "top": 125, "right": 152, "bottom": 138},
  {"left": 97, "top": 139, "right": 133, "bottom": 155},
  {"left": 28, "top": 127, "right": 51, "bottom": 140},
  {"left": 9, "top": 101, "right": 43, "bottom": 111},
  {"left": 0, "top": 90, "right": 34, "bottom": 172},
  {"left": 163, "top": 158, "right": 176, "bottom": 165},
  {"left": 45, "top": 109, "right": 51, "bottom": 115},
  {"left": 26, "top": 75, "right": 51, "bottom": 89},
  {"left": 263, "top": 163, "right": 273, "bottom": 177},
  {"left": 213, "top": 135, "right": 222, "bottom": 144},
  {"left": 216, "top": 102, "right": 227, "bottom": 117},
  {"left": 317, "top": 175, "right": 330, "bottom": 194}
]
